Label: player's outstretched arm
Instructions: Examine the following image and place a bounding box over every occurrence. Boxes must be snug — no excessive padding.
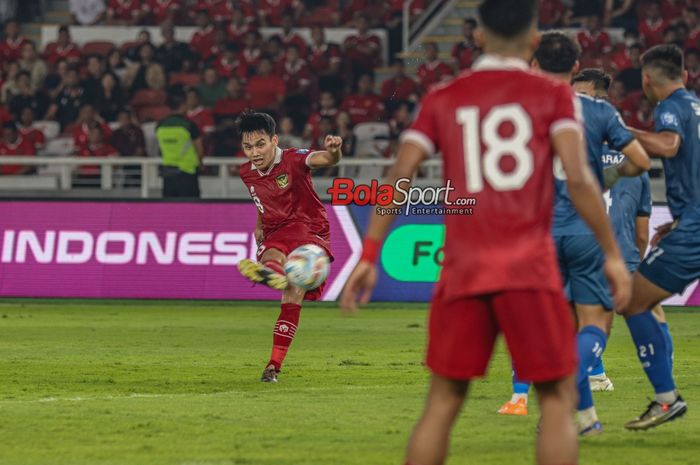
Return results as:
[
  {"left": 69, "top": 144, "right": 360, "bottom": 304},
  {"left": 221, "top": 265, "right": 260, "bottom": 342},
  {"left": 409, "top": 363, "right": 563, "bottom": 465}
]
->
[
  {"left": 340, "top": 141, "right": 427, "bottom": 312},
  {"left": 306, "top": 135, "right": 343, "bottom": 168},
  {"left": 553, "top": 127, "right": 631, "bottom": 311},
  {"left": 629, "top": 127, "right": 681, "bottom": 158}
]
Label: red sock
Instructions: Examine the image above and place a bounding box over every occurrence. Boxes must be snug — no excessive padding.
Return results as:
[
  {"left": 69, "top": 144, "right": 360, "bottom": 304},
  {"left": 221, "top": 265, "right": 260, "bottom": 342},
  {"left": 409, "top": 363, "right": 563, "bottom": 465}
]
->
[
  {"left": 268, "top": 303, "right": 301, "bottom": 371},
  {"left": 264, "top": 260, "right": 285, "bottom": 275}
]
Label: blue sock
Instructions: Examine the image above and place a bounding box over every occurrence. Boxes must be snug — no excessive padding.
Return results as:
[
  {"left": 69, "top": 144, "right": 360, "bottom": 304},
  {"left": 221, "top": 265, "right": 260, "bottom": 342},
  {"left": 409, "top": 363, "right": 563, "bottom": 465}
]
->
[
  {"left": 589, "top": 356, "right": 606, "bottom": 376},
  {"left": 511, "top": 367, "right": 531, "bottom": 394},
  {"left": 626, "top": 312, "right": 675, "bottom": 393},
  {"left": 577, "top": 325, "right": 607, "bottom": 411},
  {"left": 660, "top": 322, "right": 674, "bottom": 370}
]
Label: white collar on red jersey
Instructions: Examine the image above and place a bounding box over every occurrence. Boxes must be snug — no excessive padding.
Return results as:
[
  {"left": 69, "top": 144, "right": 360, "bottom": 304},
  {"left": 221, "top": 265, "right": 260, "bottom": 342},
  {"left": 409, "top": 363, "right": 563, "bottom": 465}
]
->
[
  {"left": 472, "top": 54, "right": 529, "bottom": 71},
  {"left": 251, "top": 146, "right": 282, "bottom": 174}
]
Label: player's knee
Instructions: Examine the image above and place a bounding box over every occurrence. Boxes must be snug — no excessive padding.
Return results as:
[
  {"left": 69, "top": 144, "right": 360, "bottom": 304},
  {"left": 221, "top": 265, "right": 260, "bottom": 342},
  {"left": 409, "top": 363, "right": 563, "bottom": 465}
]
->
[
  {"left": 535, "top": 376, "right": 576, "bottom": 410},
  {"left": 261, "top": 247, "right": 287, "bottom": 264},
  {"left": 282, "top": 285, "right": 305, "bottom": 304}
]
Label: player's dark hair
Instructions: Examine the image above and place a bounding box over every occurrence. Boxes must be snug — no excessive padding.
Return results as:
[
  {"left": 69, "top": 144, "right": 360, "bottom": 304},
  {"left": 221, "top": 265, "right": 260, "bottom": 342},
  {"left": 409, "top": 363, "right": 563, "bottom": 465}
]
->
[
  {"left": 478, "top": 0, "right": 538, "bottom": 38},
  {"left": 465, "top": 17, "right": 477, "bottom": 28},
  {"left": 572, "top": 68, "right": 612, "bottom": 92},
  {"left": 236, "top": 112, "right": 277, "bottom": 138},
  {"left": 641, "top": 44, "right": 684, "bottom": 81},
  {"left": 166, "top": 87, "right": 186, "bottom": 110},
  {"left": 534, "top": 31, "right": 581, "bottom": 74}
]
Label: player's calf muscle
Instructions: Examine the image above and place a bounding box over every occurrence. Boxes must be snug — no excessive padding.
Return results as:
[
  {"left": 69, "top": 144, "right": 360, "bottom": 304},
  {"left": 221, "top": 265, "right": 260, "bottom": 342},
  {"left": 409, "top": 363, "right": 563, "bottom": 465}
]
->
[{"left": 261, "top": 247, "right": 287, "bottom": 264}]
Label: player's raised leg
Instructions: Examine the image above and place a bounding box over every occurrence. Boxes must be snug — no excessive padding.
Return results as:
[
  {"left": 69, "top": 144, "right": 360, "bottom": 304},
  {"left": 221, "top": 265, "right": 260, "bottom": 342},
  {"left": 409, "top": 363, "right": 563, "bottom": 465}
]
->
[{"left": 238, "top": 244, "right": 288, "bottom": 291}]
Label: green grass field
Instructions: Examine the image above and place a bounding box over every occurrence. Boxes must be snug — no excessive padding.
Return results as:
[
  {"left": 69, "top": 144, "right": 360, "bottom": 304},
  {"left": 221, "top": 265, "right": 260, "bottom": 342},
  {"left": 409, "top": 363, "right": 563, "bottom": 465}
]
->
[{"left": 0, "top": 300, "right": 698, "bottom": 465}]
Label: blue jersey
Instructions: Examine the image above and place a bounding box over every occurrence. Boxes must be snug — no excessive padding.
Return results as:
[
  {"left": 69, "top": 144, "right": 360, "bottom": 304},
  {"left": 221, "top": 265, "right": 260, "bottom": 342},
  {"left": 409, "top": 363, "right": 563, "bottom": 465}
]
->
[
  {"left": 552, "top": 94, "right": 634, "bottom": 235},
  {"left": 654, "top": 88, "right": 700, "bottom": 218},
  {"left": 602, "top": 148, "right": 652, "bottom": 271}
]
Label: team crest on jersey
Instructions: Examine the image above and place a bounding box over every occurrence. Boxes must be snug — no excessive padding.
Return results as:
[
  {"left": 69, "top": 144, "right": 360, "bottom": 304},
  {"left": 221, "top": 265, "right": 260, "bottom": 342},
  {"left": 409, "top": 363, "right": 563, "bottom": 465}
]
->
[
  {"left": 275, "top": 173, "right": 289, "bottom": 189},
  {"left": 660, "top": 112, "right": 679, "bottom": 126}
]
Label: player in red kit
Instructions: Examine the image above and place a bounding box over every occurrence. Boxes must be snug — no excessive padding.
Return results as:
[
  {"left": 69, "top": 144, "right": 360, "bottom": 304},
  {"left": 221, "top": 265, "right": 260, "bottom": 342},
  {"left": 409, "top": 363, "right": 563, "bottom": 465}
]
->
[
  {"left": 236, "top": 112, "right": 342, "bottom": 383},
  {"left": 340, "top": 1, "right": 630, "bottom": 464}
]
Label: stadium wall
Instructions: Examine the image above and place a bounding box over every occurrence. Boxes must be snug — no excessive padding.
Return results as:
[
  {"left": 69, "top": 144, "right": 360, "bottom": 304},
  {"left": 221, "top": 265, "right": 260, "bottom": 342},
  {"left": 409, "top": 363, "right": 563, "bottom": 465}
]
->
[{"left": 0, "top": 200, "right": 697, "bottom": 305}]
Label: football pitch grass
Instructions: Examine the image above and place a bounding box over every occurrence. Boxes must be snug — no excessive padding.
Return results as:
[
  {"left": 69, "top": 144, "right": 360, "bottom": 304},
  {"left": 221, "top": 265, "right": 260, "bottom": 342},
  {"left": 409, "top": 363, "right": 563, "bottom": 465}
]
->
[{"left": 1, "top": 300, "right": 699, "bottom": 465}]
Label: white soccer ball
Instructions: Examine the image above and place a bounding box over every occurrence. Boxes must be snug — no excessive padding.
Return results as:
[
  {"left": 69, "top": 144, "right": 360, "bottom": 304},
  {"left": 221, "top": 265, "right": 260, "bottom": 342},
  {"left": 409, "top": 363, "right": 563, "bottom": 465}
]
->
[{"left": 284, "top": 244, "right": 330, "bottom": 290}]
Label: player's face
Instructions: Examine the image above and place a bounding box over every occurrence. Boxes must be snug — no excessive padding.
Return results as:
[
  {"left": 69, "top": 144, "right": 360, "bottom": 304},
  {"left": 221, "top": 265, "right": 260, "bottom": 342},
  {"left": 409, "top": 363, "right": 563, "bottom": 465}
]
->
[{"left": 242, "top": 132, "right": 279, "bottom": 170}]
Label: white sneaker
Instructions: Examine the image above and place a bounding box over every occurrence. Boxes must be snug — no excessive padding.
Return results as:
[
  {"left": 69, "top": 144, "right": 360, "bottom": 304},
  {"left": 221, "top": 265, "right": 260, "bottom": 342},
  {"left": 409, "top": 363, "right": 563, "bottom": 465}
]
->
[{"left": 589, "top": 374, "right": 614, "bottom": 392}]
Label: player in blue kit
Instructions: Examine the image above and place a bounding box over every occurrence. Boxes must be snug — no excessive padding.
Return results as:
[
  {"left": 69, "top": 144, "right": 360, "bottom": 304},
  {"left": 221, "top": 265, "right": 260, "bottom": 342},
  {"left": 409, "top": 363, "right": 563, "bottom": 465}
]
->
[
  {"left": 619, "top": 44, "right": 696, "bottom": 430},
  {"left": 498, "top": 34, "right": 651, "bottom": 434}
]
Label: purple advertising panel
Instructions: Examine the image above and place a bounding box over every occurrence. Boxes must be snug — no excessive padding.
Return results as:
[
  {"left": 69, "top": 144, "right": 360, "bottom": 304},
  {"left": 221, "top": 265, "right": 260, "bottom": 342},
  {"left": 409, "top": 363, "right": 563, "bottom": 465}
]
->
[{"left": 0, "top": 201, "right": 362, "bottom": 301}]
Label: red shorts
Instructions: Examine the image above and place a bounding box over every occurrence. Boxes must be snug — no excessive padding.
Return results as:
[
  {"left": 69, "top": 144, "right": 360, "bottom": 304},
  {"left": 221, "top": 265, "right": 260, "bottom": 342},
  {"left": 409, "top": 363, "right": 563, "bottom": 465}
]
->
[
  {"left": 426, "top": 286, "right": 577, "bottom": 383},
  {"left": 257, "top": 223, "right": 332, "bottom": 302}
]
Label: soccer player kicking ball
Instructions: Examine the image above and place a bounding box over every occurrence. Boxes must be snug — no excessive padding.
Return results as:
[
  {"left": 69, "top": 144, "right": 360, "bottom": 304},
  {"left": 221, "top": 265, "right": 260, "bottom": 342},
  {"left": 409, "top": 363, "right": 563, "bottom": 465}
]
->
[
  {"left": 341, "top": 1, "right": 631, "bottom": 464},
  {"left": 618, "top": 44, "right": 698, "bottom": 430},
  {"left": 235, "top": 112, "right": 343, "bottom": 383}
]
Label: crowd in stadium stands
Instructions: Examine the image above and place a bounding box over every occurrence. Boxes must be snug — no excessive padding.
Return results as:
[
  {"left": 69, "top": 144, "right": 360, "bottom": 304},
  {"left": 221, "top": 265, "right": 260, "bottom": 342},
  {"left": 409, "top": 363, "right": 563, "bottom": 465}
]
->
[{"left": 1, "top": 0, "right": 700, "bottom": 180}]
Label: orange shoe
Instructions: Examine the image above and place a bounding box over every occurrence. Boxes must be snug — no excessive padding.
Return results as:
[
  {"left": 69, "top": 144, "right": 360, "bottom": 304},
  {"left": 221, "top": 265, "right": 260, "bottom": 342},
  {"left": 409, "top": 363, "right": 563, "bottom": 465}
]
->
[{"left": 498, "top": 398, "right": 528, "bottom": 416}]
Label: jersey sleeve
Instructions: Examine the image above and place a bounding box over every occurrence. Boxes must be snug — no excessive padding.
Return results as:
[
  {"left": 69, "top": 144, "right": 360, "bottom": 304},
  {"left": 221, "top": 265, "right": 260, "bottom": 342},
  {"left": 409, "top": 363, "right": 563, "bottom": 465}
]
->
[
  {"left": 637, "top": 173, "right": 652, "bottom": 217},
  {"left": 290, "top": 148, "right": 313, "bottom": 172},
  {"left": 400, "top": 91, "right": 438, "bottom": 156},
  {"left": 604, "top": 102, "right": 635, "bottom": 151},
  {"left": 549, "top": 83, "right": 583, "bottom": 136},
  {"left": 654, "top": 99, "right": 684, "bottom": 140}
]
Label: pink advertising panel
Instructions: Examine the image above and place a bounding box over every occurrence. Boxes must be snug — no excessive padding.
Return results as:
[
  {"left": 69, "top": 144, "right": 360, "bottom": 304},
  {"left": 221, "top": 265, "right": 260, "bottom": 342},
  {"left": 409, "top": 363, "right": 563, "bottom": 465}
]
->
[{"left": 0, "top": 201, "right": 361, "bottom": 301}]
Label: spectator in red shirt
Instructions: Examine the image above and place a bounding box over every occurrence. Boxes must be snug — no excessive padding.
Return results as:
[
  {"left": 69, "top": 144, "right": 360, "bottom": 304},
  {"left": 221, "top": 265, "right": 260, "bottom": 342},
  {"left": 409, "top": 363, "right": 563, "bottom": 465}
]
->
[
  {"left": 304, "top": 90, "right": 338, "bottom": 141},
  {"left": 201, "top": 25, "right": 229, "bottom": 64},
  {"left": 190, "top": 9, "right": 215, "bottom": 60},
  {"left": 73, "top": 103, "right": 112, "bottom": 151},
  {"left": 75, "top": 121, "right": 119, "bottom": 179},
  {"left": 661, "top": 0, "right": 686, "bottom": 21},
  {"left": 639, "top": 2, "right": 668, "bottom": 47},
  {"left": 111, "top": 109, "right": 146, "bottom": 186},
  {"left": 380, "top": 58, "right": 419, "bottom": 111},
  {"left": 257, "top": 0, "right": 300, "bottom": 27},
  {"left": 263, "top": 36, "right": 287, "bottom": 73},
  {"left": 0, "top": 121, "right": 36, "bottom": 175},
  {"left": 612, "top": 42, "right": 643, "bottom": 72},
  {"left": 685, "top": 7, "right": 700, "bottom": 49},
  {"left": 452, "top": 17, "right": 477, "bottom": 70},
  {"left": 308, "top": 26, "right": 343, "bottom": 96},
  {"left": 107, "top": 0, "right": 144, "bottom": 25},
  {"left": 343, "top": 15, "right": 381, "bottom": 79},
  {"left": 609, "top": 80, "right": 636, "bottom": 117},
  {"left": 43, "top": 25, "right": 82, "bottom": 66},
  {"left": 686, "top": 48, "right": 700, "bottom": 90},
  {"left": 0, "top": 19, "right": 28, "bottom": 63},
  {"left": 213, "top": 43, "right": 247, "bottom": 81},
  {"left": 626, "top": 96, "right": 655, "bottom": 131},
  {"left": 340, "top": 72, "right": 384, "bottom": 125},
  {"left": 144, "top": 0, "right": 183, "bottom": 25},
  {"left": 245, "top": 58, "right": 286, "bottom": 116},
  {"left": 17, "top": 106, "right": 45, "bottom": 151},
  {"left": 186, "top": 88, "right": 216, "bottom": 135},
  {"left": 227, "top": 8, "right": 256, "bottom": 48},
  {"left": 240, "top": 31, "right": 263, "bottom": 78},
  {"left": 276, "top": 11, "right": 308, "bottom": 57},
  {"left": 577, "top": 15, "right": 613, "bottom": 56},
  {"left": 539, "top": 0, "right": 566, "bottom": 28},
  {"left": 281, "top": 44, "right": 312, "bottom": 126},
  {"left": 213, "top": 76, "right": 250, "bottom": 119},
  {"left": 416, "top": 42, "right": 454, "bottom": 92}
]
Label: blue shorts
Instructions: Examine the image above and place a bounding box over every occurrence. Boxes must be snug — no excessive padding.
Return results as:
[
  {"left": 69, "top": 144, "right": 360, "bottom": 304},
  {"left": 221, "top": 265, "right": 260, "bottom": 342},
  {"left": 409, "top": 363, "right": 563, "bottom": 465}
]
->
[
  {"left": 554, "top": 235, "right": 612, "bottom": 310},
  {"left": 639, "top": 211, "right": 700, "bottom": 294}
]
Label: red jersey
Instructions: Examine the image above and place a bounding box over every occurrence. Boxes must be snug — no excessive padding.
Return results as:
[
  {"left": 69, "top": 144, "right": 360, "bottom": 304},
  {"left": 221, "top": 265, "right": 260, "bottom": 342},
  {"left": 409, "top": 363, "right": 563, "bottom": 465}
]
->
[
  {"left": 0, "top": 135, "right": 36, "bottom": 175},
  {"left": 306, "top": 108, "right": 338, "bottom": 140},
  {"left": 239, "top": 147, "right": 328, "bottom": 238},
  {"left": 0, "top": 36, "right": 27, "bottom": 62},
  {"left": 577, "top": 30, "right": 612, "bottom": 55},
  {"left": 281, "top": 58, "right": 311, "bottom": 94},
  {"left": 452, "top": 41, "right": 475, "bottom": 70},
  {"left": 539, "top": 0, "right": 565, "bottom": 27},
  {"left": 190, "top": 27, "right": 214, "bottom": 58},
  {"left": 214, "top": 56, "right": 247, "bottom": 80},
  {"left": 186, "top": 106, "right": 215, "bottom": 134},
  {"left": 246, "top": 75, "right": 285, "bottom": 109},
  {"left": 18, "top": 126, "right": 45, "bottom": 150},
  {"left": 401, "top": 55, "right": 580, "bottom": 299},
  {"left": 258, "top": 0, "right": 296, "bottom": 26},
  {"left": 278, "top": 32, "right": 308, "bottom": 57},
  {"left": 227, "top": 22, "right": 256, "bottom": 47},
  {"left": 340, "top": 93, "right": 385, "bottom": 125},
  {"left": 76, "top": 143, "right": 118, "bottom": 176},
  {"left": 108, "top": 0, "right": 141, "bottom": 21},
  {"left": 145, "top": 0, "right": 182, "bottom": 24},
  {"left": 73, "top": 123, "right": 112, "bottom": 151},
  {"left": 308, "top": 43, "right": 342, "bottom": 74},
  {"left": 44, "top": 43, "right": 82, "bottom": 65},
  {"left": 417, "top": 61, "right": 454, "bottom": 91},
  {"left": 343, "top": 33, "right": 381, "bottom": 68},
  {"left": 380, "top": 75, "right": 419, "bottom": 101},
  {"left": 638, "top": 18, "right": 668, "bottom": 47}
]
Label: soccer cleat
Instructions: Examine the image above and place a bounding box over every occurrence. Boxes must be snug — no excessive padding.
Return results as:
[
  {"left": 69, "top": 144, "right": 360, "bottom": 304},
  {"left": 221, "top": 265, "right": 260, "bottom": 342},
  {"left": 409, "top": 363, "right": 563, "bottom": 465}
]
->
[
  {"left": 261, "top": 365, "right": 279, "bottom": 383},
  {"left": 578, "top": 420, "right": 603, "bottom": 436},
  {"left": 625, "top": 395, "right": 688, "bottom": 431},
  {"left": 498, "top": 398, "right": 528, "bottom": 416},
  {"left": 238, "top": 259, "right": 288, "bottom": 291},
  {"left": 589, "top": 374, "right": 615, "bottom": 392}
]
